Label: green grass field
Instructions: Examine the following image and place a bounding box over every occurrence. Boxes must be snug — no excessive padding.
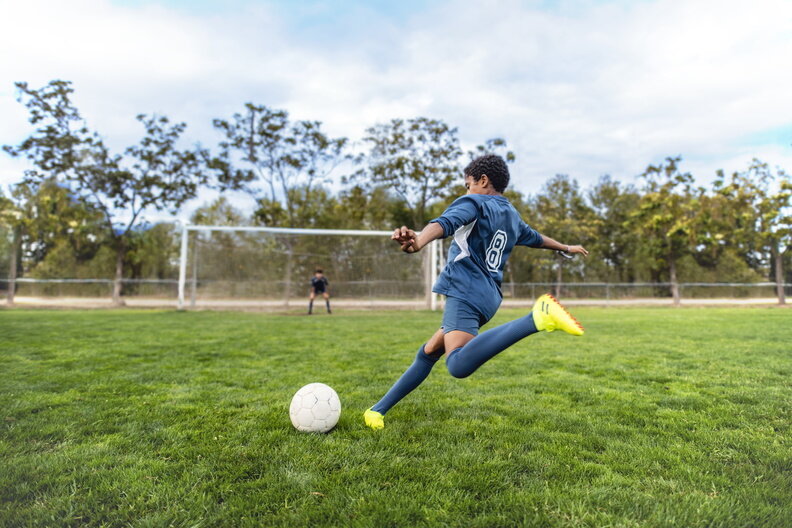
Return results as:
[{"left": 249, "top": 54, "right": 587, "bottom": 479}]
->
[{"left": 1, "top": 307, "right": 790, "bottom": 527}]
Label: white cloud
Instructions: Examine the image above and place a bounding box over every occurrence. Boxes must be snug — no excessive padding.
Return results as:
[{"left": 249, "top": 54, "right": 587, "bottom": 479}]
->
[{"left": 2, "top": 0, "right": 791, "bottom": 222}]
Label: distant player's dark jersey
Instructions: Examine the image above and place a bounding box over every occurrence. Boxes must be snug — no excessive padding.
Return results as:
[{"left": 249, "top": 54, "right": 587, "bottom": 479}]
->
[
  {"left": 430, "top": 194, "right": 543, "bottom": 320},
  {"left": 311, "top": 277, "right": 328, "bottom": 293}
]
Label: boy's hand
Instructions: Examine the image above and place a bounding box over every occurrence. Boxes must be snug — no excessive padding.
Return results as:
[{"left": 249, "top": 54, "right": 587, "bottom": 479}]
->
[
  {"left": 568, "top": 245, "right": 589, "bottom": 257},
  {"left": 392, "top": 226, "right": 418, "bottom": 253}
]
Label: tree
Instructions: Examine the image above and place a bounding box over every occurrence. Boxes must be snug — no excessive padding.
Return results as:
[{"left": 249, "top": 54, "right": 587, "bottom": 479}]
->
[
  {"left": 714, "top": 159, "right": 792, "bottom": 304},
  {"left": 191, "top": 196, "right": 248, "bottom": 227},
  {"left": 254, "top": 185, "right": 340, "bottom": 230},
  {"left": 334, "top": 185, "right": 408, "bottom": 231},
  {"left": 356, "top": 117, "right": 462, "bottom": 228},
  {"left": 11, "top": 179, "right": 106, "bottom": 267},
  {"left": 3, "top": 80, "right": 210, "bottom": 304},
  {"left": 630, "top": 157, "right": 703, "bottom": 304},
  {"left": 587, "top": 176, "right": 641, "bottom": 282},
  {"left": 532, "top": 174, "right": 595, "bottom": 297},
  {"left": 0, "top": 190, "right": 22, "bottom": 304},
  {"left": 1, "top": 178, "right": 108, "bottom": 302},
  {"left": 211, "top": 103, "right": 348, "bottom": 227}
]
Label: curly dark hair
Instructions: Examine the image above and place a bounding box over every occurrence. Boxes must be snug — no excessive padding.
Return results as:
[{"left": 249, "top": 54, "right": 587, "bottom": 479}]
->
[{"left": 463, "top": 154, "right": 510, "bottom": 192}]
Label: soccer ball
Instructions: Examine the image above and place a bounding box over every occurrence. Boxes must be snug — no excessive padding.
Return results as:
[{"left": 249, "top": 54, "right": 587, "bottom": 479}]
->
[{"left": 289, "top": 383, "right": 341, "bottom": 433}]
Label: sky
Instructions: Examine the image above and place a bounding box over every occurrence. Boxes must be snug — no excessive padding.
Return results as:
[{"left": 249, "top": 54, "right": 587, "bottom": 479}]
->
[{"left": 1, "top": 0, "right": 791, "bottom": 223}]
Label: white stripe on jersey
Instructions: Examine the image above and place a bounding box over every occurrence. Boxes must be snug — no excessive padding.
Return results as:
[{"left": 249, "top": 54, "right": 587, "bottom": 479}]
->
[{"left": 453, "top": 219, "right": 477, "bottom": 263}]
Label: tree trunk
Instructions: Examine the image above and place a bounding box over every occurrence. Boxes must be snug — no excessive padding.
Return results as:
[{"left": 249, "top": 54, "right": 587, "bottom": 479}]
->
[
  {"left": 113, "top": 241, "right": 126, "bottom": 306},
  {"left": 554, "top": 262, "right": 562, "bottom": 298},
  {"left": 6, "top": 225, "right": 19, "bottom": 306},
  {"left": 669, "top": 256, "right": 680, "bottom": 305},
  {"left": 773, "top": 244, "right": 786, "bottom": 305}
]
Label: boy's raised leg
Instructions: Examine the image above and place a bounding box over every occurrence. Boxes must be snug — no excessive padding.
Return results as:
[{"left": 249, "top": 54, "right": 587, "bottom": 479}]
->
[{"left": 445, "top": 295, "right": 584, "bottom": 378}]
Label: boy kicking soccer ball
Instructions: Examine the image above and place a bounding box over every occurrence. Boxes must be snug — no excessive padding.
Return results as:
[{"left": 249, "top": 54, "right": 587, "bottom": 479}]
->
[{"left": 364, "top": 154, "right": 588, "bottom": 430}]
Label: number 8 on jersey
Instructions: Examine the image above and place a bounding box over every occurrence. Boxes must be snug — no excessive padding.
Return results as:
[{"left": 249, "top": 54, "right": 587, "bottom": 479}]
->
[{"left": 486, "top": 230, "right": 508, "bottom": 272}]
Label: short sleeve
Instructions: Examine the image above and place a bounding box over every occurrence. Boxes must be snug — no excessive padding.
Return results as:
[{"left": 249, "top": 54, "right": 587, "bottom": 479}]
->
[
  {"left": 429, "top": 196, "right": 479, "bottom": 238},
  {"left": 517, "top": 222, "right": 543, "bottom": 247}
]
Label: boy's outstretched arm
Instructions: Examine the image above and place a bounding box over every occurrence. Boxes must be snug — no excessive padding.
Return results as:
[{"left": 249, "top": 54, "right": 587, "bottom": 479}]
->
[
  {"left": 391, "top": 223, "right": 444, "bottom": 253},
  {"left": 539, "top": 234, "right": 589, "bottom": 257}
]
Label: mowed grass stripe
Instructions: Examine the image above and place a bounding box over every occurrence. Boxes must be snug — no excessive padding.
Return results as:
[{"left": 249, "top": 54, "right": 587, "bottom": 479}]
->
[{"left": 1, "top": 307, "right": 790, "bottom": 527}]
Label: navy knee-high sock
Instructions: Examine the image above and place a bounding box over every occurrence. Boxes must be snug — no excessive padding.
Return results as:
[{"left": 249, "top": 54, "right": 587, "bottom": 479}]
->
[
  {"left": 446, "top": 312, "right": 538, "bottom": 378},
  {"left": 371, "top": 344, "right": 443, "bottom": 415}
]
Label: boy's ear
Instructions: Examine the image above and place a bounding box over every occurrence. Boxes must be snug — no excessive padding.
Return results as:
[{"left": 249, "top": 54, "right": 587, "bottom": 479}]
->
[{"left": 480, "top": 174, "right": 490, "bottom": 188}]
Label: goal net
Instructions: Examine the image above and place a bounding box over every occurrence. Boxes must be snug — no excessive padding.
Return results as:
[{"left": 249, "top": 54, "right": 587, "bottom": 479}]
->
[{"left": 177, "top": 225, "right": 446, "bottom": 310}]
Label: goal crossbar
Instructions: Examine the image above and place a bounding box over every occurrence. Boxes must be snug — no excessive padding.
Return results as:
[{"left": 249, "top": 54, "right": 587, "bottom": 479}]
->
[{"left": 182, "top": 225, "right": 394, "bottom": 236}]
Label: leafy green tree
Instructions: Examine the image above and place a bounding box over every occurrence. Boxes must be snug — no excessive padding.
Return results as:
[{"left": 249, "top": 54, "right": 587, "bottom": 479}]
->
[
  {"left": 4, "top": 80, "right": 210, "bottom": 304},
  {"left": 714, "top": 159, "right": 792, "bottom": 304},
  {"left": 0, "top": 190, "right": 22, "bottom": 304},
  {"left": 356, "top": 117, "right": 462, "bottom": 228},
  {"left": 191, "top": 196, "right": 248, "bottom": 227},
  {"left": 254, "top": 185, "right": 339, "bottom": 229},
  {"left": 630, "top": 157, "right": 704, "bottom": 304},
  {"left": 0, "top": 178, "right": 112, "bottom": 302},
  {"left": 0, "top": 179, "right": 109, "bottom": 300},
  {"left": 532, "top": 174, "right": 595, "bottom": 296},
  {"left": 12, "top": 179, "right": 106, "bottom": 267},
  {"left": 211, "top": 104, "right": 348, "bottom": 227},
  {"left": 587, "top": 176, "right": 642, "bottom": 282},
  {"left": 335, "top": 185, "right": 408, "bottom": 231}
]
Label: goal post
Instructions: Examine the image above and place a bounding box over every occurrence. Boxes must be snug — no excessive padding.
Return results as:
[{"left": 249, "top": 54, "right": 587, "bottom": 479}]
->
[{"left": 177, "top": 224, "right": 444, "bottom": 311}]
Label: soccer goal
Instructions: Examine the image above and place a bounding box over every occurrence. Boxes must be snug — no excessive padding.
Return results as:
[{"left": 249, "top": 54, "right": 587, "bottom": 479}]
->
[{"left": 177, "top": 224, "right": 446, "bottom": 311}]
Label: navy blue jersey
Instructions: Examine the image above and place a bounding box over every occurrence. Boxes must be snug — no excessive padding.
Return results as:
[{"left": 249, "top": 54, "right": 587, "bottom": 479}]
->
[
  {"left": 311, "top": 276, "right": 328, "bottom": 292},
  {"left": 430, "top": 194, "right": 543, "bottom": 319}
]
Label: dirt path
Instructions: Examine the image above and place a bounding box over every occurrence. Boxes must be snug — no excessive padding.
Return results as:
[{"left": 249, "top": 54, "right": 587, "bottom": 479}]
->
[{"left": 4, "top": 296, "right": 786, "bottom": 310}]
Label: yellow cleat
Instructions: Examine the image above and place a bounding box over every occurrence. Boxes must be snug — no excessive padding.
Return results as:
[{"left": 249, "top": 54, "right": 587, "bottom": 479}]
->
[
  {"left": 364, "top": 408, "right": 385, "bottom": 430},
  {"left": 532, "top": 294, "right": 584, "bottom": 336}
]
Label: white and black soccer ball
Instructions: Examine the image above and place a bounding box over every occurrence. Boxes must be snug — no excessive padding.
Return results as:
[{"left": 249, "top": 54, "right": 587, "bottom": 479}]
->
[{"left": 289, "top": 383, "right": 341, "bottom": 433}]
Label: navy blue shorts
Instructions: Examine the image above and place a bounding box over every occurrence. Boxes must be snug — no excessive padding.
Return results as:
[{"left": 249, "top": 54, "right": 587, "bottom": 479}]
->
[{"left": 441, "top": 296, "right": 491, "bottom": 336}]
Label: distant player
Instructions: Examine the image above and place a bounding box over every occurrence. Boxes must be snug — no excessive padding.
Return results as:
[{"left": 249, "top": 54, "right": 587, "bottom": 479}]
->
[
  {"left": 308, "top": 269, "right": 331, "bottom": 315},
  {"left": 364, "top": 154, "right": 589, "bottom": 430}
]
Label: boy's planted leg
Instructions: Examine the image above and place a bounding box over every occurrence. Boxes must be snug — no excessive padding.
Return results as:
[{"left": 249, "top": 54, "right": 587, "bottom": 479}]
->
[{"left": 364, "top": 328, "right": 445, "bottom": 430}]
